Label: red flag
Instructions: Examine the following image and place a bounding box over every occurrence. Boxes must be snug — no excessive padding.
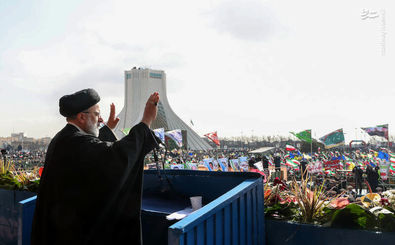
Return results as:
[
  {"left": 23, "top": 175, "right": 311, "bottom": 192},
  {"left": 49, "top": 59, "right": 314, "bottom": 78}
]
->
[
  {"left": 204, "top": 132, "right": 220, "bottom": 146},
  {"left": 39, "top": 167, "right": 44, "bottom": 177},
  {"left": 285, "top": 145, "right": 296, "bottom": 151}
]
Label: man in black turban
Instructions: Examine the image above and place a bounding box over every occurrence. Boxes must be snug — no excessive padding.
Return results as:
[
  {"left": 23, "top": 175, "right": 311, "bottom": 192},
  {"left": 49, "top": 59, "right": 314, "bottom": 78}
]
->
[{"left": 31, "top": 89, "right": 160, "bottom": 245}]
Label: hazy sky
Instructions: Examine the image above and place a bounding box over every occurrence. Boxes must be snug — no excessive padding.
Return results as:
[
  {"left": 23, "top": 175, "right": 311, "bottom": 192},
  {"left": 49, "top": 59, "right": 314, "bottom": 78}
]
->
[{"left": 0, "top": 0, "right": 393, "bottom": 143}]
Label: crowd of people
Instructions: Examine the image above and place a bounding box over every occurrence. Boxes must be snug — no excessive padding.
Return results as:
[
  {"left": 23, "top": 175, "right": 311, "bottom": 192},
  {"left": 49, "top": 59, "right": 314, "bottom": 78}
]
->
[
  {"left": 2, "top": 138, "right": 395, "bottom": 197},
  {"left": 1, "top": 150, "right": 45, "bottom": 169}
]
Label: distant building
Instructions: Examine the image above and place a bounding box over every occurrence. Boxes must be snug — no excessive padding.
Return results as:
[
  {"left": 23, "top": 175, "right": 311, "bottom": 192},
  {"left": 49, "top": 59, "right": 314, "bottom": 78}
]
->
[
  {"left": 0, "top": 133, "right": 51, "bottom": 151},
  {"left": 114, "top": 68, "right": 213, "bottom": 150}
]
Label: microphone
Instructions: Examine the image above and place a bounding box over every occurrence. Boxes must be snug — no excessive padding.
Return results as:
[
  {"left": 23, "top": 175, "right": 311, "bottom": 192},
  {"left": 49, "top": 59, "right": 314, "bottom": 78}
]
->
[{"left": 149, "top": 130, "right": 164, "bottom": 179}]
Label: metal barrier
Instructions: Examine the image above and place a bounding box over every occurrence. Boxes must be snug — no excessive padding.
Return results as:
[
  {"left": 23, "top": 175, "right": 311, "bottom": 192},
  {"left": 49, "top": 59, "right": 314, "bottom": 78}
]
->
[
  {"left": 5, "top": 171, "right": 265, "bottom": 245},
  {"left": 0, "top": 190, "right": 36, "bottom": 245},
  {"left": 168, "top": 179, "right": 264, "bottom": 245},
  {"left": 18, "top": 196, "right": 37, "bottom": 245}
]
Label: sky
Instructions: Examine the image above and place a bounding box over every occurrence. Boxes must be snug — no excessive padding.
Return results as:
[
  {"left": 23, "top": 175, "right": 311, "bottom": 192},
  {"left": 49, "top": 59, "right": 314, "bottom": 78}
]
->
[{"left": 0, "top": 0, "right": 393, "bottom": 143}]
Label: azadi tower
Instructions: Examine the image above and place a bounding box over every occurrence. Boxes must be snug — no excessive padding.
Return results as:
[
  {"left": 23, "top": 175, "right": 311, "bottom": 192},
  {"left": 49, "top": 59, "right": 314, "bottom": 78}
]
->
[{"left": 114, "top": 68, "right": 213, "bottom": 150}]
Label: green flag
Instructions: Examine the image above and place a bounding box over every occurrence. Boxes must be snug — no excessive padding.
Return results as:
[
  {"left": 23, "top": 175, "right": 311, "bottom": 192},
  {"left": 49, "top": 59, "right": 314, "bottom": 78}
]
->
[
  {"left": 122, "top": 128, "right": 131, "bottom": 135},
  {"left": 290, "top": 129, "right": 312, "bottom": 143},
  {"left": 319, "top": 129, "right": 345, "bottom": 149}
]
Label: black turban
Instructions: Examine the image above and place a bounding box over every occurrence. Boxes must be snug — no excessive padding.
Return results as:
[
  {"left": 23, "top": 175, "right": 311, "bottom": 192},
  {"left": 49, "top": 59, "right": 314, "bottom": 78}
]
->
[{"left": 59, "top": 88, "right": 100, "bottom": 117}]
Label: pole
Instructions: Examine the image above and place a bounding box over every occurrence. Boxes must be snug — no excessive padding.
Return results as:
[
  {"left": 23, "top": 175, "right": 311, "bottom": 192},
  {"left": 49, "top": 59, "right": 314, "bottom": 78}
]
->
[
  {"left": 310, "top": 129, "right": 313, "bottom": 157},
  {"left": 388, "top": 125, "right": 390, "bottom": 150},
  {"left": 310, "top": 141, "right": 312, "bottom": 156}
]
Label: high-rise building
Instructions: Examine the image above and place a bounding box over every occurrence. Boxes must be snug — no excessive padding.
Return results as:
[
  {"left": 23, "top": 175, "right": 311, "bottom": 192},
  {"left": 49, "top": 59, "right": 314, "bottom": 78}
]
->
[{"left": 114, "top": 68, "right": 212, "bottom": 150}]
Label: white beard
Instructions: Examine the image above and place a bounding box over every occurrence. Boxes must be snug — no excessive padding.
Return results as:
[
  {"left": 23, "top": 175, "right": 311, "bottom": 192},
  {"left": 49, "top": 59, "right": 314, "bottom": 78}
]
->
[{"left": 85, "top": 117, "right": 99, "bottom": 137}]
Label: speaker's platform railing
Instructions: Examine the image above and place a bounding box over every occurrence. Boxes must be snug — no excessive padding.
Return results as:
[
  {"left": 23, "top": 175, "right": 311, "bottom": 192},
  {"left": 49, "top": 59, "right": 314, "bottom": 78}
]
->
[{"left": 168, "top": 178, "right": 264, "bottom": 245}]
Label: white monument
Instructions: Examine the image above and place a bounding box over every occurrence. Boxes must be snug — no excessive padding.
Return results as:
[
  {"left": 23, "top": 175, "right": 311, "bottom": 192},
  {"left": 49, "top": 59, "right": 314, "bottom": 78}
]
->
[{"left": 114, "top": 68, "right": 213, "bottom": 150}]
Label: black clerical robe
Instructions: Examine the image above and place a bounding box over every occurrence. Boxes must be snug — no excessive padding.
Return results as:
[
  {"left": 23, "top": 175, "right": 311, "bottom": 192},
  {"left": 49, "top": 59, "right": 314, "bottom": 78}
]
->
[{"left": 31, "top": 122, "right": 158, "bottom": 245}]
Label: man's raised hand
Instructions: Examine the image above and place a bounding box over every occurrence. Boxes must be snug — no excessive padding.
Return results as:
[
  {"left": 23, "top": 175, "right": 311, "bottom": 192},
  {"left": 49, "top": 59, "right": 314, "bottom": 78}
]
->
[
  {"left": 141, "top": 92, "right": 159, "bottom": 128},
  {"left": 106, "top": 103, "right": 120, "bottom": 130}
]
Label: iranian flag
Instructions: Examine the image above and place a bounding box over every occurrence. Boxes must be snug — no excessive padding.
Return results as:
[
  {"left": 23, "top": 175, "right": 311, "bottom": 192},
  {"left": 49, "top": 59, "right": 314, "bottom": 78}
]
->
[
  {"left": 286, "top": 145, "right": 296, "bottom": 151},
  {"left": 286, "top": 159, "right": 300, "bottom": 167},
  {"left": 204, "top": 131, "right": 220, "bottom": 146},
  {"left": 345, "top": 162, "right": 352, "bottom": 166},
  {"left": 389, "top": 165, "right": 395, "bottom": 175},
  {"left": 390, "top": 158, "right": 395, "bottom": 164},
  {"left": 325, "top": 169, "right": 335, "bottom": 176}
]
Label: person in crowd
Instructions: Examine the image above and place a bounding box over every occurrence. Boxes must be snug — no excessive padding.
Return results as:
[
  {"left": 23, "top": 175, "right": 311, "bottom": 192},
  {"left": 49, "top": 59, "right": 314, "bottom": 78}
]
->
[
  {"left": 352, "top": 165, "right": 364, "bottom": 195},
  {"left": 274, "top": 153, "right": 281, "bottom": 170},
  {"left": 300, "top": 159, "right": 308, "bottom": 178},
  {"left": 262, "top": 155, "right": 269, "bottom": 169},
  {"left": 366, "top": 165, "right": 380, "bottom": 192},
  {"left": 32, "top": 89, "right": 160, "bottom": 245}
]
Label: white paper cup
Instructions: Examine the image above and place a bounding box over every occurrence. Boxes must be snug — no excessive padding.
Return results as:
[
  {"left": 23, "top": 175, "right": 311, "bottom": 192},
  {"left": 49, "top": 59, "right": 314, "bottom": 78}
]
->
[{"left": 190, "top": 196, "right": 202, "bottom": 211}]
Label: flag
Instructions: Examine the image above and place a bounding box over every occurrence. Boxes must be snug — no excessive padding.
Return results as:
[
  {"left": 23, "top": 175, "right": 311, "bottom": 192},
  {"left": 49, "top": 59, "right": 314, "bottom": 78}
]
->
[
  {"left": 286, "top": 145, "right": 296, "bottom": 151},
  {"left": 319, "top": 129, "right": 345, "bottom": 149},
  {"left": 153, "top": 128, "right": 165, "bottom": 143},
  {"left": 361, "top": 124, "right": 389, "bottom": 140},
  {"left": 389, "top": 165, "right": 395, "bottom": 175},
  {"left": 377, "top": 151, "right": 389, "bottom": 161},
  {"left": 286, "top": 159, "right": 299, "bottom": 168},
  {"left": 290, "top": 129, "right": 312, "bottom": 143},
  {"left": 204, "top": 131, "right": 220, "bottom": 146},
  {"left": 324, "top": 169, "right": 335, "bottom": 176},
  {"left": 165, "top": 129, "right": 183, "bottom": 147},
  {"left": 121, "top": 127, "right": 131, "bottom": 135}
]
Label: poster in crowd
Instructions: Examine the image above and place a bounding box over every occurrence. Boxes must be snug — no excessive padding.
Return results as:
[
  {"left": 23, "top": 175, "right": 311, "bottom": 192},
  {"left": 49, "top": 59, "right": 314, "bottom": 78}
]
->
[
  {"left": 217, "top": 158, "right": 228, "bottom": 171},
  {"left": 239, "top": 157, "right": 249, "bottom": 171},
  {"left": 230, "top": 159, "right": 240, "bottom": 171},
  {"left": 170, "top": 164, "right": 184, "bottom": 170}
]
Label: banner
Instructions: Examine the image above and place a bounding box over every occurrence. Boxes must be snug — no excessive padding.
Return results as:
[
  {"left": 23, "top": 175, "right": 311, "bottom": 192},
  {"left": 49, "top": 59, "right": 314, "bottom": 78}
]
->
[
  {"left": 319, "top": 129, "right": 345, "bottom": 149},
  {"left": 153, "top": 128, "right": 165, "bottom": 143},
  {"left": 204, "top": 131, "right": 220, "bottom": 146},
  {"left": 165, "top": 129, "right": 183, "bottom": 147},
  {"left": 361, "top": 124, "right": 389, "bottom": 140},
  {"left": 324, "top": 160, "right": 342, "bottom": 169},
  {"left": 290, "top": 129, "right": 312, "bottom": 143}
]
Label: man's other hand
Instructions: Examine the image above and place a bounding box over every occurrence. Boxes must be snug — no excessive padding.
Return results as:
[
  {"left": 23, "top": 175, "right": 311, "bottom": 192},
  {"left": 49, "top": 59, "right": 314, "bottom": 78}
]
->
[
  {"left": 106, "top": 103, "right": 120, "bottom": 130},
  {"left": 141, "top": 92, "right": 159, "bottom": 128}
]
